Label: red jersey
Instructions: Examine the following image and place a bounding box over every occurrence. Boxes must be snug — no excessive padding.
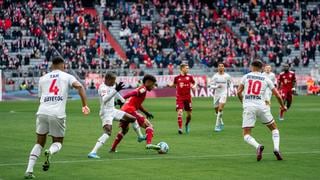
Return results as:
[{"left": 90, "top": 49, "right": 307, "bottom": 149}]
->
[
  {"left": 278, "top": 71, "right": 296, "bottom": 92},
  {"left": 121, "top": 86, "right": 147, "bottom": 113},
  {"left": 174, "top": 74, "right": 195, "bottom": 100}
]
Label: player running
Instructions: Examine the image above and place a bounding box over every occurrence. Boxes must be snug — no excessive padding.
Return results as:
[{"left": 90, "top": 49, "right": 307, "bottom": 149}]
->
[
  {"left": 278, "top": 64, "right": 296, "bottom": 120},
  {"left": 167, "top": 63, "right": 196, "bottom": 134},
  {"left": 87, "top": 72, "right": 138, "bottom": 159},
  {"left": 209, "top": 62, "right": 232, "bottom": 132},
  {"left": 110, "top": 74, "right": 160, "bottom": 152},
  {"left": 262, "top": 65, "right": 277, "bottom": 105},
  {"left": 24, "top": 57, "right": 90, "bottom": 179},
  {"left": 237, "top": 60, "right": 286, "bottom": 161}
]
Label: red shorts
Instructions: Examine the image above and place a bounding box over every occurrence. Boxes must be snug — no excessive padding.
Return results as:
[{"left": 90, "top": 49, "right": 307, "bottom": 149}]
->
[
  {"left": 128, "top": 111, "right": 146, "bottom": 127},
  {"left": 281, "top": 90, "right": 293, "bottom": 103},
  {"left": 176, "top": 98, "right": 192, "bottom": 111}
]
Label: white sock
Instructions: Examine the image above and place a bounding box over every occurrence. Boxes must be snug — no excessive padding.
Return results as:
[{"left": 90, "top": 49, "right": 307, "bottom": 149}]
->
[
  {"left": 244, "top": 135, "right": 260, "bottom": 149},
  {"left": 218, "top": 111, "right": 224, "bottom": 125},
  {"left": 132, "top": 120, "right": 143, "bottom": 138},
  {"left": 26, "top": 144, "right": 42, "bottom": 173},
  {"left": 215, "top": 112, "right": 220, "bottom": 127},
  {"left": 49, "top": 142, "right": 62, "bottom": 155},
  {"left": 90, "top": 133, "right": 109, "bottom": 154},
  {"left": 272, "top": 129, "right": 280, "bottom": 152}
]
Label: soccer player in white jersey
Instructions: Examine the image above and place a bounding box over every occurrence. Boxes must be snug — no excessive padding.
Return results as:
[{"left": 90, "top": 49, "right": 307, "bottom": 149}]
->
[
  {"left": 24, "top": 57, "right": 90, "bottom": 179},
  {"left": 237, "top": 60, "right": 287, "bottom": 161},
  {"left": 209, "top": 63, "right": 232, "bottom": 132},
  {"left": 87, "top": 72, "right": 138, "bottom": 159},
  {"left": 263, "top": 65, "right": 277, "bottom": 105}
]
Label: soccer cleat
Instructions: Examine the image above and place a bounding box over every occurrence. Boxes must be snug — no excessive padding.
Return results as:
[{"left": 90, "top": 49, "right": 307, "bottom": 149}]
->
[
  {"left": 256, "top": 145, "right": 264, "bottom": 161},
  {"left": 219, "top": 124, "right": 224, "bottom": 130},
  {"left": 137, "top": 135, "right": 146, "bottom": 143},
  {"left": 42, "top": 149, "right": 51, "bottom": 171},
  {"left": 178, "top": 129, "right": 183, "bottom": 134},
  {"left": 24, "top": 172, "right": 35, "bottom": 179},
  {"left": 185, "top": 124, "right": 190, "bottom": 134},
  {"left": 214, "top": 126, "right": 222, "bottom": 132},
  {"left": 88, "top": 153, "right": 100, "bottom": 159},
  {"left": 273, "top": 151, "right": 283, "bottom": 160},
  {"left": 146, "top": 144, "right": 161, "bottom": 150},
  {"left": 109, "top": 149, "right": 118, "bottom": 153}
]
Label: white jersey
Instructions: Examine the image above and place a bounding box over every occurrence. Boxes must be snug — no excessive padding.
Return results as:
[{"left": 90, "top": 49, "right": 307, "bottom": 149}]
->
[
  {"left": 240, "top": 72, "right": 275, "bottom": 107},
  {"left": 98, "top": 83, "right": 124, "bottom": 116},
  {"left": 37, "top": 70, "right": 78, "bottom": 118},
  {"left": 210, "top": 72, "right": 232, "bottom": 96},
  {"left": 262, "top": 72, "right": 277, "bottom": 101},
  {"left": 262, "top": 72, "right": 277, "bottom": 86}
]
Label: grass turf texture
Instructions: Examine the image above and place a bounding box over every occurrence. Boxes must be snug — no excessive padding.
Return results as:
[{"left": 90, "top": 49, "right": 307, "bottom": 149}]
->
[{"left": 0, "top": 96, "right": 319, "bottom": 180}]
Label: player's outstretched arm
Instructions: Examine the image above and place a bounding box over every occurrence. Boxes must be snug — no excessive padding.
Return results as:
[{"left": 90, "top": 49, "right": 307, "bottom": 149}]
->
[
  {"left": 72, "top": 81, "right": 90, "bottom": 115},
  {"left": 123, "top": 90, "right": 138, "bottom": 99},
  {"left": 272, "top": 88, "right": 287, "bottom": 111},
  {"left": 237, "top": 84, "right": 244, "bottom": 104}
]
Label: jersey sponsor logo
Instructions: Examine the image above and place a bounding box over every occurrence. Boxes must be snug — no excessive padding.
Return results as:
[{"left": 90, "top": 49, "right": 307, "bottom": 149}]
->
[
  {"left": 43, "top": 95, "right": 63, "bottom": 102},
  {"left": 245, "top": 95, "right": 262, "bottom": 100},
  {"left": 139, "top": 88, "right": 146, "bottom": 94}
]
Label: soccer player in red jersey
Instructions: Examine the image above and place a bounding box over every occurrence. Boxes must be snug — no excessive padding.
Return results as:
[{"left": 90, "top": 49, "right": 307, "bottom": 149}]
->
[
  {"left": 110, "top": 74, "right": 160, "bottom": 151},
  {"left": 278, "top": 64, "right": 296, "bottom": 120},
  {"left": 168, "top": 63, "right": 196, "bottom": 134}
]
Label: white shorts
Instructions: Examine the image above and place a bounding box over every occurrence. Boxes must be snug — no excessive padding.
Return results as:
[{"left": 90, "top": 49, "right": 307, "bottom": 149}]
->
[
  {"left": 100, "top": 109, "right": 126, "bottom": 126},
  {"left": 265, "top": 89, "right": 272, "bottom": 102},
  {"left": 242, "top": 106, "right": 274, "bottom": 128},
  {"left": 36, "top": 114, "right": 66, "bottom": 137},
  {"left": 213, "top": 95, "right": 227, "bottom": 107}
]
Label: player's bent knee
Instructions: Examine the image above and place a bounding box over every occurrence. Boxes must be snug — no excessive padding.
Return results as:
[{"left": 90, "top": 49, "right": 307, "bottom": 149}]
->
[{"left": 103, "top": 125, "right": 112, "bottom": 136}]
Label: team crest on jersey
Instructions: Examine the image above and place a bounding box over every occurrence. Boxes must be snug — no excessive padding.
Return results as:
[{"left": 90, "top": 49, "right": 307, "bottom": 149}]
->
[
  {"left": 289, "top": 74, "right": 292, "bottom": 78},
  {"left": 186, "top": 77, "right": 189, "bottom": 80},
  {"left": 139, "top": 88, "right": 146, "bottom": 93}
]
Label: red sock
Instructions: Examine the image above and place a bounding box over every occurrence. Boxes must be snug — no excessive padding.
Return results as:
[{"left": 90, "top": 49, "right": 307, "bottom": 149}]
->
[
  {"left": 145, "top": 127, "right": 154, "bottom": 144},
  {"left": 111, "top": 132, "right": 123, "bottom": 151},
  {"left": 280, "top": 109, "right": 284, "bottom": 118},
  {"left": 177, "top": 111, "right": 183, "bottom": 129},
  {"left": 186, "top": 116, "right": 191, "bottom": 126}
]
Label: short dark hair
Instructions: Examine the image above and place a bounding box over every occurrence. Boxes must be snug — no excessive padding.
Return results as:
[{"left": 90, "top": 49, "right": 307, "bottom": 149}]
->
[
  {"left": 142, "top": 74, "right": 156, "bottom": 84},
  {"left": 217, "top": 62, "right": 224, "bottom": 66},
  {"left": 105, "top": 72, "right": 116, "bottom": 80},
  {"left": 251, "top": 60, "right": 263, "bottom": 69},
  {"left": 51, "top": 56, "right": 64, "bottom": 65}
]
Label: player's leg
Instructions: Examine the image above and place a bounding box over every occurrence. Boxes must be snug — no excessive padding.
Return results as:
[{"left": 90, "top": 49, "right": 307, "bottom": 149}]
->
[
  {"left": 242, "top": 107, "right": 264, "bottom": 161},
  {"left": 110, "top": 121, "right": 129, "bottom": 152},
  {"left": 279, "top": 91, "right": 287, "bottom": 120},
  {"left": 266, "top": 122, "right": 283, "bottom": 160},
  {"left": 122, "top": 111, "right": 145, "bottom": 142},
  {"left": 213, "top": 97, "right": 221, "bottom": 131},
  {"left": 89, "top": 113, "right": 114, "bottom": 158},
  {"left": 184, "top": 99, "right": 192, "bottom": 134},
  {"left": 25, "top": 133, "right": 47, "bottom": 179},
  {"left": 141, "top": 119, "right": 160, "bottom": 150},
  {"left": 286, "top": 92, "right": 293, "bottom": 109},
  {"left": 176, "top": 99, "right": 184, "bottom": 134},
  {"left": 177, "top": 109, "right": 183, "bottom": 134},
  {"left": 217, "top": 97, "right": 226, "bottom": 131},
  {"left": 88, "top": 123, "right": 112, "bottom": 159},
  {"left": 42, "top": 116, "right": 66, "bottom": 171},
  {"left": 25, "top": 115, "right": 48, "bottom": 178}
]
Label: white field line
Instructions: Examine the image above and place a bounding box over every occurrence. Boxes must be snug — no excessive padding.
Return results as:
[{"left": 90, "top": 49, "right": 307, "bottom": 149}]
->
[{"left": 0, "top": 150, "right": 319, "bottom": 167}]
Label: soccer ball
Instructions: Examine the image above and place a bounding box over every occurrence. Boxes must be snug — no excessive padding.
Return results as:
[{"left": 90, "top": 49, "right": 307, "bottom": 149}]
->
[{"left": 157, "top": 142, "right": 169, "bottom": 154}]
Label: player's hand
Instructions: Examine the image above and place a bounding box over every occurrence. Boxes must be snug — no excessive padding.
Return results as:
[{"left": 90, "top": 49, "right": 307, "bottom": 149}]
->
[
  {"left": 280, "top": 105, "right": 287, "bottom": 112},
  {"left": 115, "top": 99, "right": 124, "bottom": 108},
  {"left": 115, "top": 82, "right": 125, "bottom": 92},
  {"left": 82, "top": 106, "right": 90, "bottom": 115},
  {"left": 145, "top": 112, "right": 154, "bottom": 119}
]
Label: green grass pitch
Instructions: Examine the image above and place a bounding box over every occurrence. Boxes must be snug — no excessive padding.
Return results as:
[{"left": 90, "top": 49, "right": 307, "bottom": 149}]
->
[{"left": 0, "top": 96, "right": 319, "bottom": 180}]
